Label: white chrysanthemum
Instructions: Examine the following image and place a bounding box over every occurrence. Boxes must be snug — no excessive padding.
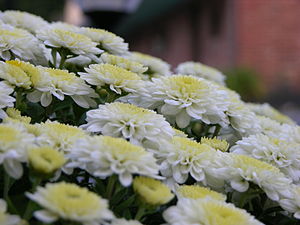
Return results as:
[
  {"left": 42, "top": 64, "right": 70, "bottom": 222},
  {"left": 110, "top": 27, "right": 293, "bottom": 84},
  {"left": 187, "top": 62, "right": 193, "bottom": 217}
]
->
[
  {"left": 0, "top": 10, "right": 48, "bottom": 34},
  {"left": 0, "top": 123, "right": 35, "bottom": 179},
  {"left": 26, "top": 65, "right": 97, "bottom": 108},
  {"left": 35, "top": 120, "right": 88, "bottom": 153},
  {"left": 247, "top": 102, "right": 295, "bottom": 125},
  {"left": 280, "top": 185, "right": 300, "bottom": 219},
  {"left": 127, "top": 51, "right": 171, "bottom": 77},
  {"left": 127, "top": 75, "right": 230, "bottom": 128},
  {"left": 224, "top": 88, "right": 261, "bottom": 136},
  {"left": 36, "top": 26, "right": 102, "bottom": 60},
  {"left": 231, "top": 134, "right": 300, "bottom": 183},
  {"left": 257, "top": 116, "right": 300, "bottom": 144},
  {"left": 0, "top": 81, "right": 15, "bottom": 118},
  {"left": 79, "top": 27, "right": 128, "bottom": 55},
  {"left": 67, "top": 136, "right": 160, "bottom": 186},
  {"left": 163, "top": 198, "right": 263, "bottom": 225},
  {"left": 0, "top": 199, "right": 23, "bottom": 225},
  {"left": 0, "top": 61, "right": 31, "bottom": 89},
  {"left": 111, "top": 218, "right": 143, "bottom": 225},
  {"left": 26, "top": 182, "right": 114, "bottom": 225},
  {"left": 159, "top": 136, "right": 217, "bottom": 184},
  {"left": 0, "top": 23, "right": 47, "bottom": 64},
  {"left": 175, "top": 61, "right": 226, "bottom": 85},
  {"left": 227, "top": 154, "right": 292, "bottom": 201},
  {"left": 81, "top": 102, "right": 174, "bottom": 146},
  {"left": 100, "top": 53, "right": 148, "bottom": 75},
  {"left": 79, "top": 63, "right": 145, "bottom": 95}
]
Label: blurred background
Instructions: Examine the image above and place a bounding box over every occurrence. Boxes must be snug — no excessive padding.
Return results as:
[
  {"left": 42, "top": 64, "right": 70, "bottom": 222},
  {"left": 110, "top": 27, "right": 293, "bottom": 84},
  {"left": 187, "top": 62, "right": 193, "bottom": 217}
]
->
[{"left": 1, "top": 0, "right": 300, "bottom": 123}]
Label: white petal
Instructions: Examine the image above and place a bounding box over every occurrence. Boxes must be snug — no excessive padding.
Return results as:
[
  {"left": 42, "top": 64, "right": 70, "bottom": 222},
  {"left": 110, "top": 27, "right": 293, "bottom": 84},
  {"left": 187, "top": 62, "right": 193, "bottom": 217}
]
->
[
  {"left": 41, "top": 92, "right": 52, "bottom": 107},
  {"left": 176, "top": 110, "right": 191, "bottom": 128},
  {"left": 34, "top": 210, "right": 58, "bottom": 223},
  {"left": 119, "top": 172, "right": 133, "bottom": 187},
  {"left": 3, "top": 160, "right": 23, "bottom": 179}
]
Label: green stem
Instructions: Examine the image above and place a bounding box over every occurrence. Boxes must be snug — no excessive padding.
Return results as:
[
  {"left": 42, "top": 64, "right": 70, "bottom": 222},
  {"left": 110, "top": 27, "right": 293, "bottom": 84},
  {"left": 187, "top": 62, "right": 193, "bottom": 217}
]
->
[
  {"left": 15, "top": 90, "right": 23, "bottom": 111},
  {"left": 212, "top": 125, "right": 221, "bottom": 137},
  {"left": 106, "top": 176, "right": 116, "bottom": 199},
  {"left": 3, "top": 173, "right": 18, "bottom": 213},
  {"left": 23, "top": 177, "right": 42, "bottom": 220},
  {"left": 51, "top": 48, "right": 57, "bottom": 67},
  {"left": 59, "top": 51, "right": 67, "bottom": 69},
  {"left": 3, "top": 172, "right": 10, "bottom": 199},
  {"left": 134, "top": 206, "right": 145, "bottom": 221}
]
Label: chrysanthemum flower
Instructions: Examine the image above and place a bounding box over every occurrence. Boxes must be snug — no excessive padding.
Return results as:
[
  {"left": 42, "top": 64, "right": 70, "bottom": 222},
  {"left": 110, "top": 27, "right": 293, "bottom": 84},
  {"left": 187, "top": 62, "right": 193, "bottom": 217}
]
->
[
  {"left": 175, "top": 61, "right": 226, "bottom": 85},
  {"left": 5, "top": 108, "right": 31, "bottom": 124},
  {"left": 0, "top": 81, "right": 15, "bottom": 118},
  {"left": 67, "top": 136, "right": 160, "bottom": 186},
  {"left": 36, "top": 120, "right": 87, "bottom": 153},
  {"left": 133, "top": 176, "right": 174, "bottom": 205},
  {"left": 137, "top": 75, "right": 230, "bottom": 128},
  {"left": 280, "top": 185, "right": 300, "bottom": 219},
  {"left": 100, "top": 53, "right": 148, "bottom": 75},
  {"left": 200, "top": 137, "right": 229, "bottom": 152},
  {"left": 26, "top": 66, "right": 97, "bottom": 108},
  {"left": 227, "top": 154, "right": 292, "bottom": 201},
  {"left": 230, "top": 134, "right": 300, "bottom": 183},
  {"left": 36, "top": 26, "right": 102, "bottom": 60},
  {"left": 0, "top": 10, "right": 48, "bottom": 34},
  {"left": 28, "top": 146, "right": 66, "bottom": 175},
  {"left": 81, "top": 102, "right": 174, "bottom": 146},
  {"left": 163, "top": 198, "right": 263, "bottom": 225},
  {"left": 159, "top": 136, "right": 216, "bottom": 184},
  {"left": 224, "top": 88, "right": 261, "bottom": 135},
  {"left": 176, "top": 185, "right": 226, "bottom": 201},
  {"left": 0, "top": 199, "right": 23, "bottom": 225},
  {"left": 0, "top": 23, "right": 47, "bottom": 64},
  {"left": 26, "top": 182, "right": 114, "bottom": 224},
  {"left": 0, "top": 123, "right": 35, "bottom": 179},
  {"left": 247, "top": 102, "right": 295, "bottom": 125},
  {"left": 79, "top": 27, "right": 128, "bottom": 55},
  {"left": 127, "top": 51, "right": 171, "bottom": 77},
  {"left": 79, "top": 63, "right": 144, "bottom": 95},
  {"left": 0, "top": 61, "right": 31, "bottom": 89}
]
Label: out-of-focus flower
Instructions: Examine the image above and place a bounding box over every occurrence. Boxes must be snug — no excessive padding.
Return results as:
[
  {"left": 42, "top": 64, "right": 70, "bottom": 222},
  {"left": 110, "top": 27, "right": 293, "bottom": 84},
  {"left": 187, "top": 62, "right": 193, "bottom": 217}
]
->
[
  {"left": 0, "top": 10, "right": 48, "bottom": 34},
  {"left": 0, "top": 24, "right": 47, "bottom": 64},
  {"left": 175, "top": 61, "right": 226, "bottom": 85},
  {"left": 127, "top": 52, "right": 171, "bottom": 78},
  {"left": 133, "top": 176, "right": 174, "bottom": 205},
  {"left": 247, "top": 102, "right": 295, "bottom": 125},
  {"left": 26, "top": 182, "right": 114, "bottom": 224},
  {"left": 28, "top": 146, "right": 66, "bottom": 175},
  {"left": 0, "top": 199, "right": 23, "bottom": 225},
  {"left": 176, "top": 185, "right": 226, "bottom": 201},
  {"left": 79, "top": 27, "right": 128, "bottom": 55},
  {"left": 163, "top": 198, "right": 264, "bottom": 225}
]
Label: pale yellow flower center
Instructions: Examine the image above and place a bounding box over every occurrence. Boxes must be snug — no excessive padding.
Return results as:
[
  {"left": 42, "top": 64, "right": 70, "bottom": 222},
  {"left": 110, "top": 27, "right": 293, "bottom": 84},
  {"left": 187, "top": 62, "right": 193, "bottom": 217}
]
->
[{"left": 133, "top": 176, "right": 174, "bottom": 205}]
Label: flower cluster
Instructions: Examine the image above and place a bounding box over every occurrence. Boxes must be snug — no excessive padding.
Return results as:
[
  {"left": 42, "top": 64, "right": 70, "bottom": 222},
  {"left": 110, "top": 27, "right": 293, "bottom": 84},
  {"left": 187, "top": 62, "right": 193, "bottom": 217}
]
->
[{"left": 0, "top": 9, "right": 299, "bottom": 225}]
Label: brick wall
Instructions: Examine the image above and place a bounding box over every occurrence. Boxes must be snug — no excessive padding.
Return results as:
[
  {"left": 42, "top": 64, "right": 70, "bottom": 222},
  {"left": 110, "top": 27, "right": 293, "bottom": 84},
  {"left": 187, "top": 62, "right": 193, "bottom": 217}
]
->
[{"left": 236, "top": 0, "right": 300, "bottom": 92}]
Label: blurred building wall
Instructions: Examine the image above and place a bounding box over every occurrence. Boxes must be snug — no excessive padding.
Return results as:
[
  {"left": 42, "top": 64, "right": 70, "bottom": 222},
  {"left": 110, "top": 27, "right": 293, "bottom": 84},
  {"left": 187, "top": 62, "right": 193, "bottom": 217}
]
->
[{"left": 127, "top": 0, "right": 300, "bottom": 93}]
